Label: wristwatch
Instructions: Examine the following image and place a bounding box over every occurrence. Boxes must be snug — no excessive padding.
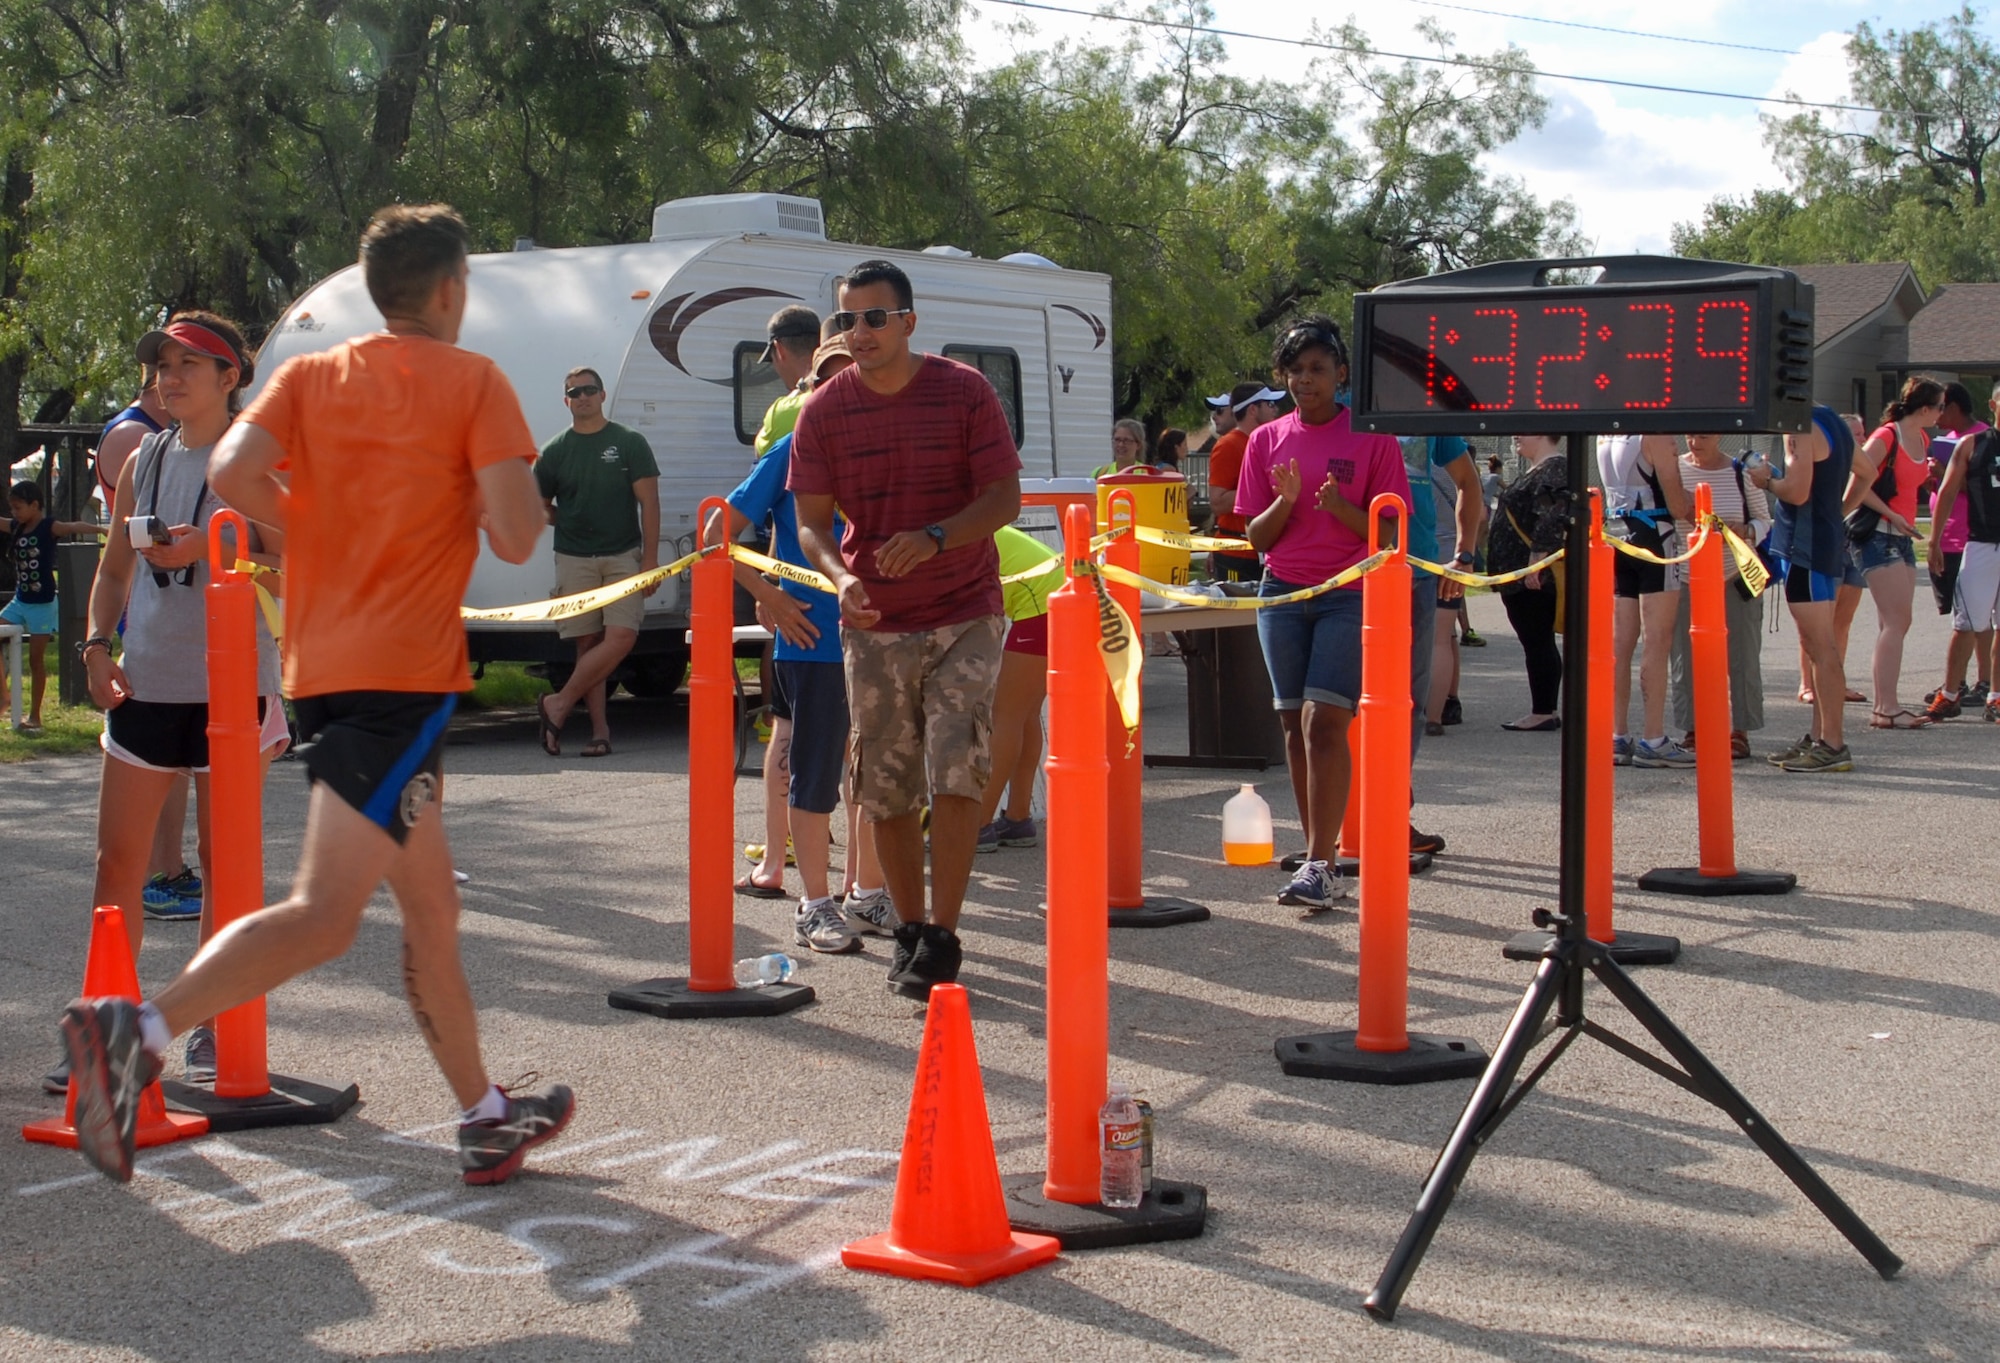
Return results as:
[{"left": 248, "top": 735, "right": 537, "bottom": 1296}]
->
[
  {"left": 1454, "top": 552, "right": 1476, "bottom": 567},
  {"left": 924, "top": 524, "right": 948, "bottom": 553}
]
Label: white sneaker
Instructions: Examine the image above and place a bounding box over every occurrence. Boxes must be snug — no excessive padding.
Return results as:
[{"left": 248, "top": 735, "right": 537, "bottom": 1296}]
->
[
  {"left": 794, "top": 896, "right": 861, "bottom": 954},
  {"left": 841, "top": 888, "right": 897, "bottom": 936}
]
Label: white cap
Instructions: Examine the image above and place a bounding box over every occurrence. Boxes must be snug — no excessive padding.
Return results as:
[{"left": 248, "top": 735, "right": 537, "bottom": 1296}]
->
[{"left": 1234, "top": 385, "right": 1286, "bottom": 414}]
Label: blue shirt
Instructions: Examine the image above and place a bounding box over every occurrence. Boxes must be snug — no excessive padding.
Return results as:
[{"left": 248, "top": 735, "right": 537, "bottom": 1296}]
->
[
  {"left": 726, "top": 435, "right": 843, "bottom": 664},
  {"left": 1397, "top": 435, "right": 1470, "bottom": 581}
]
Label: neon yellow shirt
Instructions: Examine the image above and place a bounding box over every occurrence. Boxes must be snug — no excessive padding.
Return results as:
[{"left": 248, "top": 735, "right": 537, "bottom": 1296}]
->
[{"left": 996, "top": 525, "right": 1059, "bottom": 622}]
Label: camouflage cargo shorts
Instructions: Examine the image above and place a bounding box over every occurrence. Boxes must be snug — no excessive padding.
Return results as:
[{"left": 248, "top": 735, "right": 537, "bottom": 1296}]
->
[{"left": 842, "top": 614, "right": 1005, "bottom": 821}]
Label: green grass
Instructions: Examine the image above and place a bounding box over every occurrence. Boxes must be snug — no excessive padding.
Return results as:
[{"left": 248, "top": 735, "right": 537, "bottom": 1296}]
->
[
  {"left": 465, "top": 662, "right": 552, "bottom": 710},
  {"left": 0, "top": 700, "right": 104, "bottom": 762}
]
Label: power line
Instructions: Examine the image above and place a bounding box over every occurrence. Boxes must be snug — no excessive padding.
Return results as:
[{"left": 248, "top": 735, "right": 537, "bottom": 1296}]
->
[
  {"left": 974, "top": 0, "right": 1918, "bottom": 118},
  {"left": 1395, "top": 0, "right": 1806, "bottom": 56}
]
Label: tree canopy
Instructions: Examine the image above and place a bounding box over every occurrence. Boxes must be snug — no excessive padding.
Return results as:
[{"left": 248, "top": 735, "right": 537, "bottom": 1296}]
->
[{"left": 1, "top": 0, "right": 1577, "bottom": 458}]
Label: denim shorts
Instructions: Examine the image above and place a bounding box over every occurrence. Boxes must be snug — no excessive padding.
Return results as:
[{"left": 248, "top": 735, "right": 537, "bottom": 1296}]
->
[
  {"left": 1839, "top": 540, "right": 1867, "bottom": 590},
  {"left": 1855, "top": 529, "right": 1915, "bottom": 575},
  {"left": 1255, "top": 576, "right": 1363, "bottom": 711}
]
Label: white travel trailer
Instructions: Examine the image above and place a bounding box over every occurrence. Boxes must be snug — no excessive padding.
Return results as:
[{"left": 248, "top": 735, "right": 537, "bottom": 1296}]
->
[{"left": 255, "top": 192, "right": 1114, "bottom": 690}]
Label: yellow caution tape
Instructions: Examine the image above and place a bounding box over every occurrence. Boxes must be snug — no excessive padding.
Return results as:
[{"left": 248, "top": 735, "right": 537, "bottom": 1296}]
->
[
  {"left": 1717, "top": 520, "right": 1772, "bottom": 597},
  {"left": 1605, "top": 517, "right": 1713, "bottom": 567},
  {"left": 1085, "top": 568, "right": 1142, "bottom": 752},
  {"left": 1407, "top": 548, "right": 1565, "bottom": 588},
  {"left": 1100, "top": 551, "right": 1392, "bottom": 608},
  {"left": 232, "top": 559, "right": 286, "bottom": 644},
  {"left": 459, "top": 549, "right": 700, "bottom": 623},
  {"left": 999, "top": 557, "right": 1063, "bottom": 587},
  {"left": 727, "top": 543, "right": 837, "bottom": 594},
  {"left": 1130, "top": 526, "right": 1256, "bottom": 554}
]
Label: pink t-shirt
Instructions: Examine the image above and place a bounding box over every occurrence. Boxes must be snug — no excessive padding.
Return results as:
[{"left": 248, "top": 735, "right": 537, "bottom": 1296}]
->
[
  {"left": 1233, "top": 408, "right": 1409, "bottom": 588},
  {"left": 1934, "top": 421, "right": 1988, "bottom": 553}
]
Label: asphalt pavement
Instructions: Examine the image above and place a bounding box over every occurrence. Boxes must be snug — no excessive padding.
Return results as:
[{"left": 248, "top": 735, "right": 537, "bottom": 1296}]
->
[{"left": 2, "top": 593, "right": 1996, "bottom": 1361}]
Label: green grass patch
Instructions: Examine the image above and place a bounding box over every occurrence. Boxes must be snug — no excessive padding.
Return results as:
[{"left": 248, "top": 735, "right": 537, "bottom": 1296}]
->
[
  {"left": 0, "top": 701, "right": 104, "bottom": 762},
  {"left": 465, "top": 662, "right": 552, "bottom": 710}
]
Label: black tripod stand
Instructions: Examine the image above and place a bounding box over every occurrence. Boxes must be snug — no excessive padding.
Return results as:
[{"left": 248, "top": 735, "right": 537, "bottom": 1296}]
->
[{"left": 1365, "top": 431, "right": 1902, "bottom": 1321}]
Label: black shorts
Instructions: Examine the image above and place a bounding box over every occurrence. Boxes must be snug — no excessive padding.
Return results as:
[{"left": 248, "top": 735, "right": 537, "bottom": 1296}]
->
[
  {"left": 1932, "top": 549, "right": 1962, "bottom": 616},
  {"left": 103, "top": 696, "right": 273, "bottom": 772},
  {"left": 1207, "top": 550, "right": 1261, "bottom": 584},
  {"left": 773, "top": 660, "right": 848, "bottom": 815},
  {"left": 1612, "top": 517, "right": 1680, "bottom": 598},
  {"left": 293, "top": 691, "right": 456, "bottom": 845}
]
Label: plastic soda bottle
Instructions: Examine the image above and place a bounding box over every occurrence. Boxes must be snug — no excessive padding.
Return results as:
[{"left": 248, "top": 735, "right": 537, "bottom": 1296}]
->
[
  {"left": 1221, "top": 784, "right": 1273, "bottom": 866},
  {"left": 733, "top": 953, "right": 797, "bottom": 988},
  {"left": 1099, "top": 1082, "right": 1144, "bottom": 1209}
]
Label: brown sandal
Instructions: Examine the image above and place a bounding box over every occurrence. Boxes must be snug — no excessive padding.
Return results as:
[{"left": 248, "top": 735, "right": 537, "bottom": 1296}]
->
[{"left": 1869, "top": 708, "right": 1935, "bottom": 730}]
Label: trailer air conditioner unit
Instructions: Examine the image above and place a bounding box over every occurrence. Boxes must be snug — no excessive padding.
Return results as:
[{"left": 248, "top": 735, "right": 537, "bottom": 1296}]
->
[{"left": 650, "top": 193, "right": 827, "bottom": 243}]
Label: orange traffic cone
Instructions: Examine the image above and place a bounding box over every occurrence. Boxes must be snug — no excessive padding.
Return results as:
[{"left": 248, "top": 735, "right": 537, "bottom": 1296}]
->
[
  {"left": 842, "top": 984, "right": 1060, "bottom": 1286},
  {"left": 23, "top": 905, "right": 209, "bottom": 1151}
]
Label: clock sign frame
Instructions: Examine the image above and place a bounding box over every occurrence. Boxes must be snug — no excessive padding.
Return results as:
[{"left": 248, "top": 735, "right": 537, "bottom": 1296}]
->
[{"left": 1351, "top": 256, "right": 1814, "bottom": 437}]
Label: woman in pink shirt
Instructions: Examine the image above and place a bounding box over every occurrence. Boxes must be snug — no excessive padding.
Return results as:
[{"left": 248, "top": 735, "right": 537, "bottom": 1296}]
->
[
  {"left": 1847, "top": 377, "right": 1944, "bottom": 728},
  {"left": 1235, "top": 315, "right": 1410, "bottom": 912}
]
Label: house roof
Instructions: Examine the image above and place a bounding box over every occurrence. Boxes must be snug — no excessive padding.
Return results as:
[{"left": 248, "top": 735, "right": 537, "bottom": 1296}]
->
[
  {"left": 1792, "top": 263, "right": 1924, "bottom": 346},
  {"left": 1886, "top": 282, "right": 2000, "bottom": 372}
]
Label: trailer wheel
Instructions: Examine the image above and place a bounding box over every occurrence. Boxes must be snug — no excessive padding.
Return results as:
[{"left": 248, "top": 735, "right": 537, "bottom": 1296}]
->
[{"left": 623, "top": 655, "right": 690, "bottom": 698}]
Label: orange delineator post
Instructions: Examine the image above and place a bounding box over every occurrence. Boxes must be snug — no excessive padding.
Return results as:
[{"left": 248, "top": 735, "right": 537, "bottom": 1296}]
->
[
  {"left": 1041, "top": 503, "right": 1110, "bottom": 1203},
  {"left": 688, "top": 498, "right": 736, "bottom": 993},
  {"left": 1584, "top": 490, "right": 1616, "bottom": 942},
  {"left": 204, "top": 511, "right": 269, "bottom": 1097},
  {"left": 1355, "top": 495, "right": 1412, "bottom": 1054},
  {"left": 1686, "top": 485, "right": 1736, "bottom": 876},
  {"left": 24, "top": 904, "right": 208, "bottom": 1149},
  {"left": 1104, "top": 491, "right": 1144, "bottom": 909},
  {"left": 1272, "top": 496, "right": 1486, "bottom": 1084}
]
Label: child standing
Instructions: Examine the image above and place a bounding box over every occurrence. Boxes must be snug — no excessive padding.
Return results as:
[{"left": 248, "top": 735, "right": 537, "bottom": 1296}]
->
[{"left": 3, "top": 480, "right": 105, "bottom": 731}]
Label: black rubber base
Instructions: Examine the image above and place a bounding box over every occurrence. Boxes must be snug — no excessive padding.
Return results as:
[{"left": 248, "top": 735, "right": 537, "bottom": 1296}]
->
[
  {"left": 1284, "top": 850, "right": 1436, "bottom": 874},
  {"left": 1109, "top": 897, "right": 1212, "bottom": 928},
  {"left": 1636, "top": 866, "right": 1797, "bottom": 897},
  {"left": 607, "top": 977, "right": 815, "bottom": 1018},
  {"left": 1504, "top": 929, "right": 1683, "bottom": 965},
  {"left": 160, "top": 1073, "right": 361, "bottom": 1132},
  {"left": 1001, "top": 1174, "right": 1209, "bottom": 1249},
  {"left": 1275, "top": 1030, "right": 1489, "bottom": 1085}
]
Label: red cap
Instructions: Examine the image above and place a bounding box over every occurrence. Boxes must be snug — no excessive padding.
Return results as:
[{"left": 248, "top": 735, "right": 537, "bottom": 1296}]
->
[{"left": 135, "top": 320, "right": 241, "bottom": 369}]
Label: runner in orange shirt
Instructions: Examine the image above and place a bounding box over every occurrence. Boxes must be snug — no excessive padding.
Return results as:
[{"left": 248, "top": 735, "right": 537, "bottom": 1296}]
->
[{"left": 57, "top": 204, "right": 574, "bottom": 1185}]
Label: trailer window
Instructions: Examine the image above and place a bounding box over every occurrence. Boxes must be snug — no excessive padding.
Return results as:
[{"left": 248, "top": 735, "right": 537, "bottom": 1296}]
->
[
  {"left": 942, "top": 346, "right": 1023, "bottom": 448},
  {"left": 733, "top": 342, "right": 788, "bottom": 446}
]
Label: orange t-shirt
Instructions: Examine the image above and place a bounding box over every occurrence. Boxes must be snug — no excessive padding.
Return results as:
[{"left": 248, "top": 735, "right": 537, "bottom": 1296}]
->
[
  {"left": 1207, "top": 428, "right": 1250, "bottom": 535},
  {"left": 239, "top": 333, "right": 537, "bottom": 698}
]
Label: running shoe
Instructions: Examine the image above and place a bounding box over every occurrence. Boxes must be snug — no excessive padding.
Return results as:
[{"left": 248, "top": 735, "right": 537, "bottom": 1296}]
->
[
  {"left": 1460, "top": 628, "right": 1486, "bottom": 647},
  {"left": 1987, "top": 697, "right": 2000, "bottom": 724},
  {"left": 1633, "top": 737, "right": 1696, "bottom": 768},
  {"left": 1410, "top": 825, "right": 1447, "bottom": 856},
  {"left": 167, "top": 867, "right": 202, "bottom": 902},
  {"left": 888, "top": 924, "right": 962, "bottom": 1000},
  {"left": 1780, "top": 741, "right": 1854, "bottom": 773},
  {"left": 142, "top": 875, "right": 198, "bottom": 922},
  {"left": 975, "top": 820, "right": 1002, "bottom": 854},
  {"left": 887, "top": 920, "right": 923, "bottom": 983},
  {"left": 1767, "top": 733, "right": 1814, "bottom": 766},
  {"left": 59, "top": 997, "right": 161, "bottom": 1183},
  {"left": 41, "top": 1055, "right": 69, "bottom": 1096},
  {"left": 459, "top": 1083, "right": 576, "bottom": 1186},
  {"left": 1923, "top": 689, "right": 1962, "bottom": 722},
  {"left": 1278, "top": 859, "right": 1348, "bottom": 912},
  {"left": 793, "top": 896, "right": 861, "bottom": 954},
  {"left": 1966, "top": 681, "right": 1990, "bottom": 706},
  {"left": 1611, "top": 734, "right": 1635, "bottom": 767},
  {"left": 995, "top": 816, "right": 1038, "bottom": 848},
  {"left": 1440, "top": 695, "right": 1463, "bottom": 726},
  {"left": 842, "top": 888, "right": 898, "bottom": 936},
  {"left": 183, "top": 1025, "right": 217, "bottom": 1085}
]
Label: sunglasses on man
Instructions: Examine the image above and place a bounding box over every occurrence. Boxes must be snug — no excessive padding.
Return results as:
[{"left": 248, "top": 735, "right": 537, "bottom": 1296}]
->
[
  {"left": 565, "top": 384, "right": 602, "bottom": 399},
  {"left": 830, "top": 307, "right": 913, "bottom": 333}
]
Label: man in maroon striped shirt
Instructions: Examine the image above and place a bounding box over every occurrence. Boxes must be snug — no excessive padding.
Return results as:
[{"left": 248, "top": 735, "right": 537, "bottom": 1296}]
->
[{"left": 790, "top": 260, "right": 1022, "bottom": 999}]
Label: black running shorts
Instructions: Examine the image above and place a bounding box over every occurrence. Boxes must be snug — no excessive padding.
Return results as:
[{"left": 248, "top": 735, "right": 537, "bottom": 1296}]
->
[{"left": 293, "top": 691, "right": 456, "bottom": 845}]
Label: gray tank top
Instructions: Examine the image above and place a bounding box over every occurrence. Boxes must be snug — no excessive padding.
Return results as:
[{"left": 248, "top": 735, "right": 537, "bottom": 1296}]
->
[{"left": 120, "top": 427, "right": 281, "bottom": 703}]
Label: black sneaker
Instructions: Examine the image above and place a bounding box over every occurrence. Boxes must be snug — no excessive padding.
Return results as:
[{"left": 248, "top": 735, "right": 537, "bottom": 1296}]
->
[
  {"left": 459, "top": 1082, "right": 576, "bottom": 1185},
  {"left": 60, "top": 998, "right": 162, "bottom": 1183},
  {"left": 887, "top": 920, "right": 923, "bottom": 981},
  {"left": 888, "top": 924, "right": 962, "bottom": 1000},
  {"left": 1440, "top": 694, "right": 1463, "bottom": 726}
]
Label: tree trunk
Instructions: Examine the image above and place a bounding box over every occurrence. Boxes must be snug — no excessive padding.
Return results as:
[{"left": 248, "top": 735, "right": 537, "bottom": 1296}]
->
[{"left": 0, "top": 145, "right": 32, "bottom": 470}]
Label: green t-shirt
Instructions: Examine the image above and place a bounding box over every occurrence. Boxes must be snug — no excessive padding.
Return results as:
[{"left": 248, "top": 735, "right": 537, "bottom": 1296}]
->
[
  {"left": 996, "top": 524, "right": 1059, "bottom": 622},
  {"left": 535, "top": 421, "right": 660, "bottom": 557},
  {"left": 754, "top": 387, "right": 809, "bottom": 457}
]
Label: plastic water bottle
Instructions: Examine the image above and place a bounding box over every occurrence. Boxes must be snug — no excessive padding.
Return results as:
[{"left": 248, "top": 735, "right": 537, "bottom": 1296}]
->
[
  {"left": 1221, "top": 785, "right": 1273, "bottom": 866},
  {"left": 733, "top": 953, "right": 796, "bottom": 988},
  {"left": 1099, "top": 1082, "right": 1144, "bottom": 1209}
]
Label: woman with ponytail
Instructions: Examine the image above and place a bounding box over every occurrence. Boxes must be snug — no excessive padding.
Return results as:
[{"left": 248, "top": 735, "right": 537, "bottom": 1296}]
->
[{"left": 1847, "top": 376, "right": 1945, "bottom": 728}]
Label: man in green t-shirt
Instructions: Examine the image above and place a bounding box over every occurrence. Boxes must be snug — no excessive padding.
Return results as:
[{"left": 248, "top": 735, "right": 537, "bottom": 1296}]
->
[{"left": 533, "top": 365, "right": 660, "bottom": 757}]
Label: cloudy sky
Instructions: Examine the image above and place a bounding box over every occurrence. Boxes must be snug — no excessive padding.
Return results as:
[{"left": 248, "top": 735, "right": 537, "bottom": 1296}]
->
[{"left": 960, "top": 0, "right": 1980, "bottom": 255}]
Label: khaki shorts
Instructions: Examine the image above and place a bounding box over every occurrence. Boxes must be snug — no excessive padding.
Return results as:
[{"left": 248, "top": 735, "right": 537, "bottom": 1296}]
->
[
  {"left": 844, "top": 615, "right": 1005, "bottom": 820},
  {"left": 554, "top": 548, "right": 646, "bottom": 638}
]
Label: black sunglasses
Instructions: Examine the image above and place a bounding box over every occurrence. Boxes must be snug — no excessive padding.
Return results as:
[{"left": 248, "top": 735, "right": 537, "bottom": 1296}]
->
[
  {"left": 565, "top": 384, "right": 602, "bottom": 399},
  {"left": 830, "top": 307, "right": 913, "bottom": 333}
]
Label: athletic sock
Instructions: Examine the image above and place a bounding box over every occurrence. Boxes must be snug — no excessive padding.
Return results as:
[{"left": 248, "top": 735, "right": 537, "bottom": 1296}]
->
[
  {"left": 851, "top": 885, "right": 883, "bottom": 899},
  {"left": 461, "top": 1085, "right": 509, "bottom": 1125},
  {"left": 135, "top": 1002, "right": 172, "bottom": 1058}
]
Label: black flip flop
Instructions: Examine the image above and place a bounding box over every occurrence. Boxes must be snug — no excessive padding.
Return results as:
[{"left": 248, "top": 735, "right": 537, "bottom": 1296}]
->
[
  {"left": 536, "top": 696, "right": 562, "bottom": 756},
  {"left": 1501, "top": 716, "right": 1562, "bottom": 732},
  {"left": 734, "top": 875, "right": 788, "bottom": 899}
]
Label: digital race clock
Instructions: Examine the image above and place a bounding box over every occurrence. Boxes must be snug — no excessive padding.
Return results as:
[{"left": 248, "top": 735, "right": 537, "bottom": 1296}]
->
[{"left": 1351, "top": 257, "right": 1813, "bottom": 436}]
